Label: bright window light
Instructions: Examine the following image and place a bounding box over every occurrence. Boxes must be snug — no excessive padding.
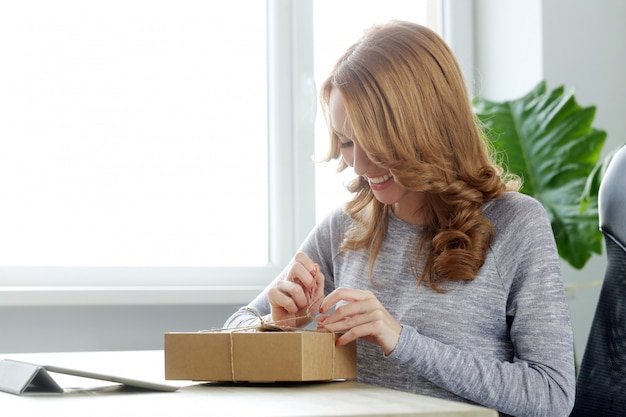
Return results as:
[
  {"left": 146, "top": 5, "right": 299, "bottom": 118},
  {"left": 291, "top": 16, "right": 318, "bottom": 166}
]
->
[{"left": 0, "top": 1, "right": 268, "bottom": 267}]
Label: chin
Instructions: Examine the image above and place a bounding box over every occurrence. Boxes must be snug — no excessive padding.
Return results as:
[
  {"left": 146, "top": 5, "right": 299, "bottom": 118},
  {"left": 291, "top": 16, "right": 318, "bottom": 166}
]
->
[
  {"left": 372, "top": 187, "right": 411, "bottom": 206},
  {"left": 372, "top": 192, "right": 402, "bottom": 206}
]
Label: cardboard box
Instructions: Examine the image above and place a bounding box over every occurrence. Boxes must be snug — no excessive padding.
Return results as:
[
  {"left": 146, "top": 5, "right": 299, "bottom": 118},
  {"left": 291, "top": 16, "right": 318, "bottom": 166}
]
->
[{"left": 164, "top": 331, "right": 356, "bottom": 382}]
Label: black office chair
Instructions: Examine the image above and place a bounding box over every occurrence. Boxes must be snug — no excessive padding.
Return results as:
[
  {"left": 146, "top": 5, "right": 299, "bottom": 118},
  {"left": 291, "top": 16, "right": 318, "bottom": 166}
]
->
[{"left": 570, "top": 145, "right": 626, "bottom": 416}]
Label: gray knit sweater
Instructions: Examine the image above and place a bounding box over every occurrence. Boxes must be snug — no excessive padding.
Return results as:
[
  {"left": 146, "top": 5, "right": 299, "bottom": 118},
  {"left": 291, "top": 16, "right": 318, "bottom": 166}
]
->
[{"left": 225, "top": 192, "right": 576, "bottom": 417}]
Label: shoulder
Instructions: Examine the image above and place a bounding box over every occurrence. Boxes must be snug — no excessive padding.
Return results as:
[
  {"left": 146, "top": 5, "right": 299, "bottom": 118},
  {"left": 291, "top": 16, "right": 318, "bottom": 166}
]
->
[
  {"left": 299, "top": 206, "right": 351, "bottom": 273},
  {"left": 482, "top": 194, "right": 562, "bottom": 299},
  {"left": 484, "top": 190, "right": 546, "bottom": 214},
  {"left": 484, "top": 191, "right": 549, "bottom": 227},
  {"left": 305, "top": 206, "right": 352, "bottom": 245},
  {"left": 318, "top": 206, "right": 352, "bottom": 230},
  {"left": 483, "top": 191, "right": 555, "bottom": 255}
]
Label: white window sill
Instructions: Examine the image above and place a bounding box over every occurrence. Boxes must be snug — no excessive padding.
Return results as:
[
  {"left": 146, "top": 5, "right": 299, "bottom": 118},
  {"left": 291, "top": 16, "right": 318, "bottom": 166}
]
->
[{"left": 0, "top": 286, "right": 263, "bottom": 307}]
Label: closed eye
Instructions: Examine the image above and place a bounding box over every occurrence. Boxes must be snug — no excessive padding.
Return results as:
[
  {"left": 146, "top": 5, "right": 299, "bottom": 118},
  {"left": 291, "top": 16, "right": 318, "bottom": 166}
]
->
[{"left": 332, "top": 129, "right": 354, "bottom": 149}]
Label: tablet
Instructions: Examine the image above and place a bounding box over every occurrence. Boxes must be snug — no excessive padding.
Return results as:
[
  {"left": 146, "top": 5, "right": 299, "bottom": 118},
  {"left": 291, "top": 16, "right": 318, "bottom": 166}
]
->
[{"left": 44, "top": 364, "right": 179, "bottom": 392}]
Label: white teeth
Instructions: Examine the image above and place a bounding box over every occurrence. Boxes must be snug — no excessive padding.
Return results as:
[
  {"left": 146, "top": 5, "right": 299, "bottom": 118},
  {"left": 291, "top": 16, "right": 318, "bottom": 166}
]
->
[{"left": 368, "top": 173, "right": 392, "bottom": 184}]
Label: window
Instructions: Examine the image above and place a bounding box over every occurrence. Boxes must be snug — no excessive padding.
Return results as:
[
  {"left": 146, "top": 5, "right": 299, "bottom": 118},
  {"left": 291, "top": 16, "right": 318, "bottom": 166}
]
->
[
  {"left": 0, "top": 0, "right": 441, "bottom": 306},
  {"left": 0, "top": 1, "right": 268, "bottom": 269}
]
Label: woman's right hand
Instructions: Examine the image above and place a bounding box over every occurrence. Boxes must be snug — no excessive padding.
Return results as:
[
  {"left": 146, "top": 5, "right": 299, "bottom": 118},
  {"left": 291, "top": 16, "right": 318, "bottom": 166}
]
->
[{"left": 267, "top": 252, "right": 325, "bottom": 328}]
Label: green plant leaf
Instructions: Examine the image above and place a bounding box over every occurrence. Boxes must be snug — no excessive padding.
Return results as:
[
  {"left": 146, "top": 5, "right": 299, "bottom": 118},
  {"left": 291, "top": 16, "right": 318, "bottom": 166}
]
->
[{"left": 473, "top": 81, "right": 607, "bottom": 269}]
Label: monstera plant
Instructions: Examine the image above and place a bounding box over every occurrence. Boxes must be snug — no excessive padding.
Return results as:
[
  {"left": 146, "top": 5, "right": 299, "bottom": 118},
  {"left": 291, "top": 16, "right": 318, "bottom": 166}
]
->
[{"left": 473, "top": 81, "right": 608, "bottom": 270}]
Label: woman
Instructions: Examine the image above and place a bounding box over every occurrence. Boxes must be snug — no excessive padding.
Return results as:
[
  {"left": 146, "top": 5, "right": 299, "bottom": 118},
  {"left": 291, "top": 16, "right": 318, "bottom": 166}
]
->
[{"left": 225, "top": 21, "right": 575, "bottom": 417}]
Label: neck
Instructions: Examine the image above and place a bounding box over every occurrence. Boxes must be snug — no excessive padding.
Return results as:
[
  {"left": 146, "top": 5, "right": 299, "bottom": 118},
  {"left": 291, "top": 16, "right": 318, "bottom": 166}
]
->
[{"left": 391, "top": 196, "right": 427, "bottom": 225}]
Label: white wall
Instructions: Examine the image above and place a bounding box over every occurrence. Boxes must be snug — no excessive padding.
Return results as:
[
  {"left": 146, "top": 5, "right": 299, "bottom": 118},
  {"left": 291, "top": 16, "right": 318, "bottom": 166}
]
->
[
  {"left": 0, "top": 304, "right": 238, "bottom": 353},
  {"left": 473, "top": 0, "right": 544, "bottom": 100},
  {"left": 470, "top": 0, "right": 626, "bottom": 364},
  {"left": 542, "top": 0, "right": 626, "bottom": 154},
  {"left": 541, "top": 0, "right": 626, "bottom": 363}
]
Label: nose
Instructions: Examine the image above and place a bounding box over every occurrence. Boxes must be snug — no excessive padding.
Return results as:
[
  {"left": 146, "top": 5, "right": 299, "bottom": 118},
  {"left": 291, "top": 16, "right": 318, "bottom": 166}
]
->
[{"left": 352, "top": 140, "right": 374, "bottom": 176}]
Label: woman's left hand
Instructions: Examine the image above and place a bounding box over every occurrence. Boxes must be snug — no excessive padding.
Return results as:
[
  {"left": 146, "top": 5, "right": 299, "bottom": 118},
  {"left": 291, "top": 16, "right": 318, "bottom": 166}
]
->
[{"left": 318, "top": 287, "right": 402, "bottom": 356}]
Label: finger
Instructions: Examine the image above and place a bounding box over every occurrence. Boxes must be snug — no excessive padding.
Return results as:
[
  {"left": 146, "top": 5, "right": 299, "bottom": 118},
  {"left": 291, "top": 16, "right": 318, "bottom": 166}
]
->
[
  {"left": 321, "top": 308, "right": 382, "bottom": 332},
  {"left": 288, "top": 261, "right": 317, "bottom": 290},
  {"left": 288, "top": 258, "right": 322, "bottom": 307},
  {"left": 335, "top": 328, "right": 359, "bottom": 347},
  {"left": 268, "top": 286, "right": 299, "bottom": 314},
  {"left": 272, "top": 280, "right": 309, "bottom": 311},
  {"left": 334, "top": 324, "right": 386, "bottom": 348},
  {"left": 335, "top": 320, "right": 401, "bottom": 355},
  {"left": 319, "top": 287, "right": 371, "bottom": 315},
  {"left": 310, "top": 265, "right": 324, "bottom": 298},
  {"left": 294, "top": 252, "right": 316, "bottom": 275},
  {"left": 293, "top": 252, "right": 319, "bottom": 284},
  {"left": 304, "top": 269, "right": 325, "bottom": 316}
]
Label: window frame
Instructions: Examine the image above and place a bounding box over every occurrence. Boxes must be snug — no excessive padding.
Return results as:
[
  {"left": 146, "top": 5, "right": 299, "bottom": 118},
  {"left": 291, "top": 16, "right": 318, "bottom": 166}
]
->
[{"left": 0, "top": 0, "right": 316, "bottom": 307}]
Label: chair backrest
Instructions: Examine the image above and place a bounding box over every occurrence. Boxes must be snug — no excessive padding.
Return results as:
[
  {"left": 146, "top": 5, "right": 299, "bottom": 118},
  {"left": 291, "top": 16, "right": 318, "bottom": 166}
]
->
[
  {"left": 570, "top": 145, "right": 626, "bottom": 416},
  {"left": 599, "top": 146, "right": 626, "bottom": 249}
]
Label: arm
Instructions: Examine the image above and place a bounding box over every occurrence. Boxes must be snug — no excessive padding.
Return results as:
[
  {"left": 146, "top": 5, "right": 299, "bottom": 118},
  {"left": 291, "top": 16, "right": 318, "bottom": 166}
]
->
[{"left": 388, "top": 196, "right": 575, "bottom": 417}]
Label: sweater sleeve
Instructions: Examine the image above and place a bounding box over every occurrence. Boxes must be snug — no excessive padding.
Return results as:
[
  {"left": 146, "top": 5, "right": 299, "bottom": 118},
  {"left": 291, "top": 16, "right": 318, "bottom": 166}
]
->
[{"left": 388, "top": 196, "right": 576, "bottom": 417}]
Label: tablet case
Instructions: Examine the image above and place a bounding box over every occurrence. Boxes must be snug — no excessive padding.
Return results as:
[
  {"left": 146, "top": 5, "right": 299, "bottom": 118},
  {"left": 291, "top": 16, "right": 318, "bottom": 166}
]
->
[
  {"left": 0, "top": 359, "right": 178, "bottom": 395},
  {"left": 0, "top": 359, "right": 63, "bottom": 395}
]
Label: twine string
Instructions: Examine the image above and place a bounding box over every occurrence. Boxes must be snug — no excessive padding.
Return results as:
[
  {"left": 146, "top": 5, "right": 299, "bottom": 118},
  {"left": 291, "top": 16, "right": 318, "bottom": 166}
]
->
[
  {"left": 199, "top": 263, "right": 338, "bottom": 380},
  {"left": 229, "top": 331, "right": 236, "bottom": 382}
]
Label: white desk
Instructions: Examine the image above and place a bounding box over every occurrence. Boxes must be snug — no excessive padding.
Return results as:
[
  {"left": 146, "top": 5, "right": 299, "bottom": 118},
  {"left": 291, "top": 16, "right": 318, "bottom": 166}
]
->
[{"left": 1, "top": 350, "right": 497, "bottom": 417}]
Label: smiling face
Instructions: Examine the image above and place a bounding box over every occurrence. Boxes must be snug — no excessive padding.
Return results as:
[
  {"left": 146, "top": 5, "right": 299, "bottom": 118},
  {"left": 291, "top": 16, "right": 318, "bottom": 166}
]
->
[{"left": 329, "top": 88, "right": 426, "bottom": 224}]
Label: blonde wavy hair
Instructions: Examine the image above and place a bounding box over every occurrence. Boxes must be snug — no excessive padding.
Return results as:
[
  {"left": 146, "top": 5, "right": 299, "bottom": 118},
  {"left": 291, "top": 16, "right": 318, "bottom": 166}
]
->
[{"left": 319, "top": 21, "right": 520, "bottom": 291}]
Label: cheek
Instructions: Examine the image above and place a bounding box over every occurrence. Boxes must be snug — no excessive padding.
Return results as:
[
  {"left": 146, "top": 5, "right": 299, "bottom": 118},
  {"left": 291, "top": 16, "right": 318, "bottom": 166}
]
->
[{"left": 340, "top": 148, "right": 354, "bottom": 167}]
